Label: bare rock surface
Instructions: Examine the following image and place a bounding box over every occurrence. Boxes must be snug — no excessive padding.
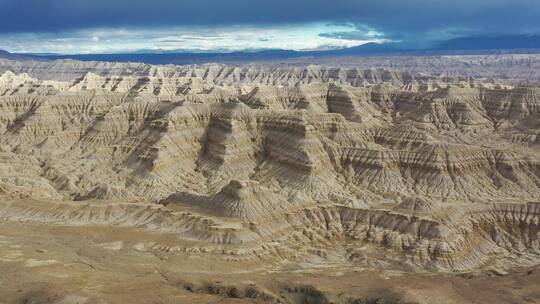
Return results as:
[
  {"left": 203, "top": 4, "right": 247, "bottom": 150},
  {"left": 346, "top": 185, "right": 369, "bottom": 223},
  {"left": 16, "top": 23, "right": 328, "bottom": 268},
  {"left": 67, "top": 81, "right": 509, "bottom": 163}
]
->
[{"left": 0, "top": 57, "right": 539, "bottom": 303}]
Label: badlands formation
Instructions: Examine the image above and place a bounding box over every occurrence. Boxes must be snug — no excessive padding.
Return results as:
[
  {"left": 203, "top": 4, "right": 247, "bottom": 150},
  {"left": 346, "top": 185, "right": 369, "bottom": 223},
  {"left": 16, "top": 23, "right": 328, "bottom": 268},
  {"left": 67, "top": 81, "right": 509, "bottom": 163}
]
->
[{"left": 0, "top": 56, "right": 539, "bottom": 303}]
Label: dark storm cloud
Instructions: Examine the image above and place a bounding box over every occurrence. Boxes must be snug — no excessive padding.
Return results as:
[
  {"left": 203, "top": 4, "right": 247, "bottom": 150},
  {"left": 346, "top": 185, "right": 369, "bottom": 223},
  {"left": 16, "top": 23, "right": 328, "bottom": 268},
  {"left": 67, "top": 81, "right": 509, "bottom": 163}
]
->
[{"left": 0, "top": 0, "right": 539, "bottom": 39}]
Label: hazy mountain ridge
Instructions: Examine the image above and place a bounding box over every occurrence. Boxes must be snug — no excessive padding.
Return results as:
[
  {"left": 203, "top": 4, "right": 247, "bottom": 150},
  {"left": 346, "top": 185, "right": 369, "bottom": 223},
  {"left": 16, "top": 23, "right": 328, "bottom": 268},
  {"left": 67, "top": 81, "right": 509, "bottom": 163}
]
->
[
  {"left": 2, "top": 35, "right": 540, "bottom": 65},
  {"left": 3, "top": 53, "right": 540, "bottom": 84}
]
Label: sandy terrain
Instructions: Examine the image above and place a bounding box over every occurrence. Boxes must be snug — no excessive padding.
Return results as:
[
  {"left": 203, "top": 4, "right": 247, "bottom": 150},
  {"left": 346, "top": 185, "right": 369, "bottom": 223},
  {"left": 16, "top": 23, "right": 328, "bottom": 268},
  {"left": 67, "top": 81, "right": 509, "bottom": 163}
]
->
[{"left": 1, "top": 220, "right": 539, "bottom": 304}]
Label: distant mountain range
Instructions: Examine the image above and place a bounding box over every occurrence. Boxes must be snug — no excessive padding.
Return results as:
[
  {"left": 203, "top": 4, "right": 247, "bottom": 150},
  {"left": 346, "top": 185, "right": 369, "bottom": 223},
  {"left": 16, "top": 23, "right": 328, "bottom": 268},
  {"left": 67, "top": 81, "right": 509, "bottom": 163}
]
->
[
  {"left": 1, "top": 35, "right": 540, "bottom": 65},
  {"left": 0, "top": 49, "right": 40, "bottom": 61},
  {"left": 435, "top": 35, "right": 540, "bottom": 51}
]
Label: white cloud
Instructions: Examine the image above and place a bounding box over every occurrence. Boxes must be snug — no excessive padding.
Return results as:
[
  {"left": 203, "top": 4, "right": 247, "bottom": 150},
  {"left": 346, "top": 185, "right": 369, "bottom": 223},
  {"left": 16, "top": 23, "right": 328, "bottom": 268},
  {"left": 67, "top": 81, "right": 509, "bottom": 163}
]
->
[{"left": 0, "top": 23, "right": 387, "bottom": 54}]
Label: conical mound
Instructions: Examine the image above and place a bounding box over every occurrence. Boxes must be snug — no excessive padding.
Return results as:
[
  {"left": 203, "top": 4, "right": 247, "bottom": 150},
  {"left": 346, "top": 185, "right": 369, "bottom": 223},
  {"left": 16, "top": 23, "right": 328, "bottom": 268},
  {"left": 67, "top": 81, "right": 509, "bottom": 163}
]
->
[{"left": 162, "top": 180, "right": 295, "bottom": 220}]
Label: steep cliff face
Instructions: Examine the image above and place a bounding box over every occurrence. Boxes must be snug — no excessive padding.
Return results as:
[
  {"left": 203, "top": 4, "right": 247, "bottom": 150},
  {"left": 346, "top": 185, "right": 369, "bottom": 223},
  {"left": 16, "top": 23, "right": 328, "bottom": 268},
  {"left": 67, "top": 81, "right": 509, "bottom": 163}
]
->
[{"left": 0, "top": 61, "right": 538, "bottom": 272}]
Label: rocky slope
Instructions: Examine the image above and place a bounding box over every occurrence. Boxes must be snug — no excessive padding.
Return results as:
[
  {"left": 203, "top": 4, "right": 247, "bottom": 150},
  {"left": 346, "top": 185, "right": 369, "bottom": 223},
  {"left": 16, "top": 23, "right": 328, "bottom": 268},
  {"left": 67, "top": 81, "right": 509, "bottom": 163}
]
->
[
  {"left": 0, "top": 59, "right": 538, "bottom": 274},
  {"left": 3, "top": 53, "right": 540, "bottom": 83}
]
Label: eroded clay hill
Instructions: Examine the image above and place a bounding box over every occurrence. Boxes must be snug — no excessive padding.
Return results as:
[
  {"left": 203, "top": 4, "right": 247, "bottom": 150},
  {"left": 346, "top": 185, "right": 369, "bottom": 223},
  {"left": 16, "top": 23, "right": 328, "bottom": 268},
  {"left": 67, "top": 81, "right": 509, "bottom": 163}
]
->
[{"left": 0, "top": 60, "right": 538, "bottom": 273}]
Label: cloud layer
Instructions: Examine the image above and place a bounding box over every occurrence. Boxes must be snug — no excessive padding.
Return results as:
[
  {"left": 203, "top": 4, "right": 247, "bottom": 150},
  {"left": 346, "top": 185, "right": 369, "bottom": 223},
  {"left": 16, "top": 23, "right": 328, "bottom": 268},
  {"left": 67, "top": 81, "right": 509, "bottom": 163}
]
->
[
  {"left": 0, "top": 23, "right": 386, "bottom": 54},
  {"left": 0, "top": 0, "right": 538, "bottom": 53}
]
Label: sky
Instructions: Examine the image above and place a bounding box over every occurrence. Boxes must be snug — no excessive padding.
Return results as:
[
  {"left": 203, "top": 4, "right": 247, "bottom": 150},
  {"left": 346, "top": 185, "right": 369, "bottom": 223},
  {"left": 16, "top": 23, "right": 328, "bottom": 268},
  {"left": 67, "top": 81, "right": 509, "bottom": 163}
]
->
[{"left": 0, "top": 0, "right": 538, "bottom": 54}]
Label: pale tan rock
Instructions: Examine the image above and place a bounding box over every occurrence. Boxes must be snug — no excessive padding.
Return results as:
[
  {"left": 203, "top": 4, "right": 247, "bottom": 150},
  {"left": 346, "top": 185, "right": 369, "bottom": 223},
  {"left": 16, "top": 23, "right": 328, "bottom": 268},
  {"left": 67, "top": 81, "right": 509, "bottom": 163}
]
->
[{"left": 0, "top": 59, "right": 538, "bottom": 274}]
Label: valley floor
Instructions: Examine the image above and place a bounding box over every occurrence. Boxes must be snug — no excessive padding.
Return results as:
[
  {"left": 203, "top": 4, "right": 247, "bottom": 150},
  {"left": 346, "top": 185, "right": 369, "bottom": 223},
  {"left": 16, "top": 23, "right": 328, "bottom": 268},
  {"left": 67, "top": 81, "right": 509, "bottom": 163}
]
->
[{"left": 0, "top": 210, "right": 539, "bottom": 304}]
